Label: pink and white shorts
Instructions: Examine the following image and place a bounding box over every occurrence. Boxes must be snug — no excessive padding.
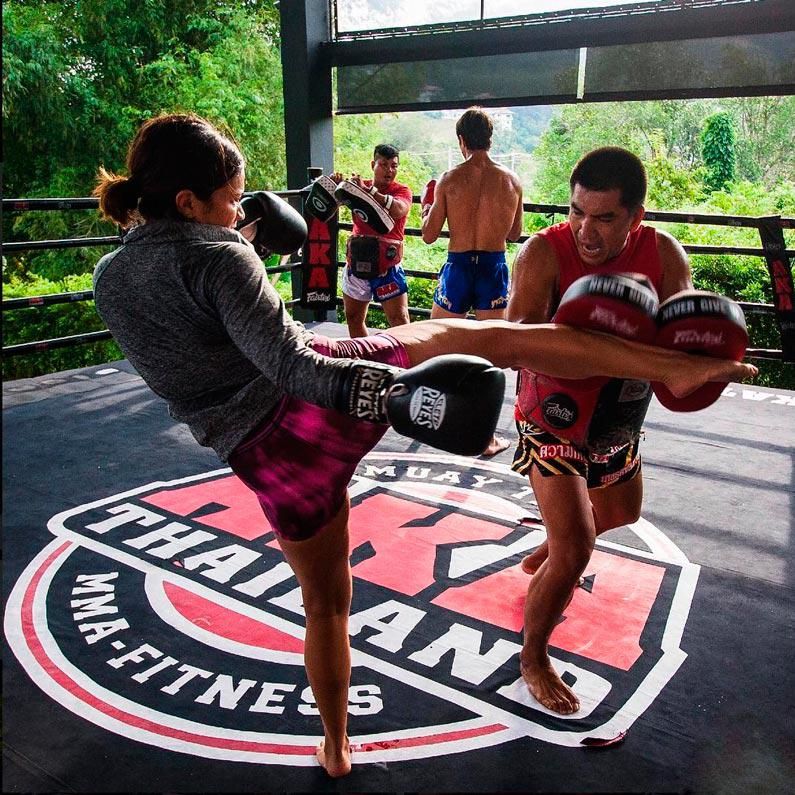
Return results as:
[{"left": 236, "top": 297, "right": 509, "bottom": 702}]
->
[{"left": 228, "top": 333, "right": 409, "bottom": 542}]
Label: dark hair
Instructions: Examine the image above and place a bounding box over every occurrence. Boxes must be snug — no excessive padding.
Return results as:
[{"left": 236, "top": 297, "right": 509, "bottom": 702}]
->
[
  {"left": 456, "top": 107, "right": 493, "bottom": 151},
  {"left": 373, "top": 143, "right": 399, "bottom": 160},
  {"left": 94, "top": 113, "right": 245, "bottom": 226},
  {"left": 569, "top": 147, "right": 647, "bottom": 210}
]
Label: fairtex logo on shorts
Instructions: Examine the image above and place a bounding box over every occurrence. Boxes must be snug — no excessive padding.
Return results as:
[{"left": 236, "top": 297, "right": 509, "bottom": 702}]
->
[
  {"left": 542, "top": 393, "right": 578, "bottom": 429},
  {"left": 618, "top": 380, "right": 650, "bottom": 402},
  {"left": 5, "top": 453, "right": 699, "bottom": 767}
]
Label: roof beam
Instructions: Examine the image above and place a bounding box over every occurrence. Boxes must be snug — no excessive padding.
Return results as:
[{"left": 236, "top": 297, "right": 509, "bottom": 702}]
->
[{"left": 323, "top": 0, "right": 795, "bottom": 66}]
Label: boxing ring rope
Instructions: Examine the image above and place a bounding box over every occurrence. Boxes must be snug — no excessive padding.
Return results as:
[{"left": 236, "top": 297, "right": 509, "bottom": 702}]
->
[{"left": 3, "top": 195, "right": 793, "bottom": 362}]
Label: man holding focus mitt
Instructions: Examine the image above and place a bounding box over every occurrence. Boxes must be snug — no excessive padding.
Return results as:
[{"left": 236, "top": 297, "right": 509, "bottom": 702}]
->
[{"left": 323, "top": 144, "right": 413, "bottom": 337}]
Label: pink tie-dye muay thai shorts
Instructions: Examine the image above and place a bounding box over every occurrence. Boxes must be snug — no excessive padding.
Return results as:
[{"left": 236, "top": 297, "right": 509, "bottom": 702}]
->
[{"left": 228, "top": 333, "right": 409, "bottom": 541}]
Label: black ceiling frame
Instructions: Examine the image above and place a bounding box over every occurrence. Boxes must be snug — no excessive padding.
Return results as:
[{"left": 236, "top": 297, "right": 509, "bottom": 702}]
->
[
  {"left": 335, "top": 84, "right": 795, "bottom": 117},
  {"left": 331, "top": 0, "right": 776, "bottom": 42},
  {"left": 323, "top": 0, "right": 795, "bottom": 68}
]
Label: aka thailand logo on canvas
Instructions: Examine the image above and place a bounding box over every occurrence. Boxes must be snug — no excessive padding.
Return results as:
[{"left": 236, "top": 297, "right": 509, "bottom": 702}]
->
[{"left": 4, "top": 452, "right": 698, "bottom": 765}]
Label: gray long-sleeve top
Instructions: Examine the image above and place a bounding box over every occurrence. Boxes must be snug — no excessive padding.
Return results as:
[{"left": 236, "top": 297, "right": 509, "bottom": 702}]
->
[{"left": 93, "top": 220, "right": 354, "bottom": 460}]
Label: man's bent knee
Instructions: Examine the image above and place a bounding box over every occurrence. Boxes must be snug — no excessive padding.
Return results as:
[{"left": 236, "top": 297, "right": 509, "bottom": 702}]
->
[{"left": 591, "top": 470, "right": 643, "bottom": 531}]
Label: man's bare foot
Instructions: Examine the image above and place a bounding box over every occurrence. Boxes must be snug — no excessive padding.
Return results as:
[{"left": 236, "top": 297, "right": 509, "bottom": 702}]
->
[
  {"left": 520, "top": 659, "right": 580, "bottom": 714},
  {"left": 481, "top": 434, "right": 510, "bottom": 457},
  {"left": 316, "top": 737, "right": 351, "bottom": 778},
  {"left": 665, "top": 357, "right": 757, "bottom": 399}
]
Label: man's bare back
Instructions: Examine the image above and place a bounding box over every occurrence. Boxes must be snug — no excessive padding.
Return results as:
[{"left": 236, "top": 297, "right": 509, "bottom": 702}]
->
[
  {"left": 443, "top": 152, "right": 523, "bottom": 252},
  {"left": 421, "top": 113, "right": 524, "bottom": 455},
  {"left": 423, "top": 149, "right": 523, "bottom": 252}
]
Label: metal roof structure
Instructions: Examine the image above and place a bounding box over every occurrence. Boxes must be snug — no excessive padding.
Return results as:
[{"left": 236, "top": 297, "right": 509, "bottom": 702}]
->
[{"left": 279, "top": 0, "right": 794, "bottom": 187}]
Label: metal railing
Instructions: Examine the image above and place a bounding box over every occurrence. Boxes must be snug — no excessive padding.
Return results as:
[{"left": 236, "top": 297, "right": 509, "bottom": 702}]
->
[{"left": 3, "top": 193, "right": 793, "bottom": 362}]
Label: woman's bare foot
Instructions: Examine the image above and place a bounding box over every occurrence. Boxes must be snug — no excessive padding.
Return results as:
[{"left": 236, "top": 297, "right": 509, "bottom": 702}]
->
[
  {"left": 665, "top": 357, "right": 757, "bottom": 399},
  {"left": 520, "top": 659, "right": 580, "bottom": 714},
  {"left": 316, "top": 736, "right": 352, "bottom": 778},
  {"left": 481, "top": 434, "right": 510, "bottom": 457}
]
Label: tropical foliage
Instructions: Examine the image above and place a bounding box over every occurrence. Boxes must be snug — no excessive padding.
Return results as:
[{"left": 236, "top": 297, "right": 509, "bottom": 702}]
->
[
  {"left": 701, "top": 112, "right": 737, "bottom": 192},
  {"left": 3, "top": 0, "right": 283, "bottom": 282}
]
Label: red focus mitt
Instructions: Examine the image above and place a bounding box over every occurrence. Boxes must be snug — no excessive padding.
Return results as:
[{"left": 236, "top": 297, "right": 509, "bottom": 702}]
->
[
  {"left": 652, "top": 290, "right": 748, "bottom": 411},
  {"left": 551, "top": 272, "right": 660, "bottom": 389},
  {"left": 516, "top": 272, "right": 659, "bottom": 453}
]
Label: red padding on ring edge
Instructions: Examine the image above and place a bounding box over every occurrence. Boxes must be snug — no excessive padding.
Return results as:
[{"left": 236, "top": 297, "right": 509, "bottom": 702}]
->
[
  {"left": 652, "top": 291, "right": 748, "bottom": 412},
  {"left": 553, "top": 274, "right": 659, "bottom": 389}
]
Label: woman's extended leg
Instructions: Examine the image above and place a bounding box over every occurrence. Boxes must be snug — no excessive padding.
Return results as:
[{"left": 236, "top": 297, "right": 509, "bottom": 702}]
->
[
  {"left": 386, "top": 319, "right": 756, "bottom": 394},
  {"left": 276, "top": 499, "right": 353, "bottom": 778}
]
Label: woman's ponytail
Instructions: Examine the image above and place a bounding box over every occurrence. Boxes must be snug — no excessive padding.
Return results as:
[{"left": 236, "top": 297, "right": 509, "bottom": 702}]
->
[{"left": 94, "top": 167, "right": 140, "bottom": 227}]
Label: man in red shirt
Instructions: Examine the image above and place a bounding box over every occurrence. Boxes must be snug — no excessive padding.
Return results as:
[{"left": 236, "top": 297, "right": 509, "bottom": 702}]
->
[
  {"left": 507, "top": 147, "right": 693, "bottom": 715},
  {"left": 333, "top": 144, "right": 413, "bottom": 337}
]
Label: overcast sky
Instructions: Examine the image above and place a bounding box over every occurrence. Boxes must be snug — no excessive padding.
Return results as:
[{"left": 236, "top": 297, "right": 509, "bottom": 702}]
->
[{"left": 337, "top": 0, "right": 663, "bottom": 31}]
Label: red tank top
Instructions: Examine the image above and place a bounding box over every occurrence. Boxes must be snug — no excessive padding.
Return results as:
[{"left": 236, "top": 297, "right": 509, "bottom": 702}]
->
[
  {"left": 515, "top": 221, "right": 663, "bottom": 441},
  {"left": 537, "top": 221, "right": 663, "bottom": 303}
]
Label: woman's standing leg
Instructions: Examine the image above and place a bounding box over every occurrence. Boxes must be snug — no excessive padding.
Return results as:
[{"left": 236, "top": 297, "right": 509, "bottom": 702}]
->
[{"left": 276, "top": 497, "right": 353, "bottom": 778}]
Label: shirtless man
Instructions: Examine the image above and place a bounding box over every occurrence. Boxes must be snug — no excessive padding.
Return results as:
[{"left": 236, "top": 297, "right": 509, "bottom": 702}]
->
[
  {"left": 507, "top": 146, "right": 695, "bottom": 715},
  {"left": 421, "top": 106, "right": 524, "bottom": 455}
]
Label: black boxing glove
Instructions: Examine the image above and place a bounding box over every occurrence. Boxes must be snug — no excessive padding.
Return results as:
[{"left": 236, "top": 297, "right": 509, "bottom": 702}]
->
[
  {"left": 652, "top": 289, "right": 748, "bottom": 412},
  {"left": 237, "top": 191, "right": 307, "bottom": 257},
  {"left": 305, "top": 175, "right": 340, "bottom": 223},
  {"left": 335, "top": 355, "right": 505, "bottom": 456}
]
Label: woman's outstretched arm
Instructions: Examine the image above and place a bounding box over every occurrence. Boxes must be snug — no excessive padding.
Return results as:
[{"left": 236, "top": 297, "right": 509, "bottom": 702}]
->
[{"left": 387, "top": 319, "right": 757, "bottom": 398}]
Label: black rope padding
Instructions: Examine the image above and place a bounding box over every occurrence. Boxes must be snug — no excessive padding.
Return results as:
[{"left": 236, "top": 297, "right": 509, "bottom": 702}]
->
[
  {"left": 3, "top": 196, "right": 791, "bottom": 362},
  {"left": 3, "top": 330, "right": 114, "bottom": 356},
  {"left": 2, "top": 198, "right": 100, "bottom": 211},
  {"left": 1, "top": 191, "right": 302, "bottom": 212},
  {"left": 3, "top": 236, "right": 122, "bottom": 252},
  {"left": 2, "top": 262, "right": 299, "bottom": 311},
  {"left": 3, "top": 291, "right": 96, "bottom": 310},
  {"left": 745, "top": 349, "right": 784, "bottom": 360},
  {"left": 403, "top": 227, "right": 795, "bottom": 256}
]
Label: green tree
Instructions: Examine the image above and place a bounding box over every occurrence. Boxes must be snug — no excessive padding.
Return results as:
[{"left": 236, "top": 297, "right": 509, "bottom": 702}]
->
[
  {"left": 3, "top": 0, "right": 284, "bottom": 282},
  {"left": 530, "top": 104, "right": 641, "bottom": 204},
  {"left": 644, "top": 152, "right": 703, "bottom": 210},
  {"left": 732, "top": 96, "right": 795, "bottom": 185},
  {"left": 529, "top": 98, "right": 795, "bottom": 207},
  {"left": 701, "top": 111, "right": 737, "bottom": 193}
]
